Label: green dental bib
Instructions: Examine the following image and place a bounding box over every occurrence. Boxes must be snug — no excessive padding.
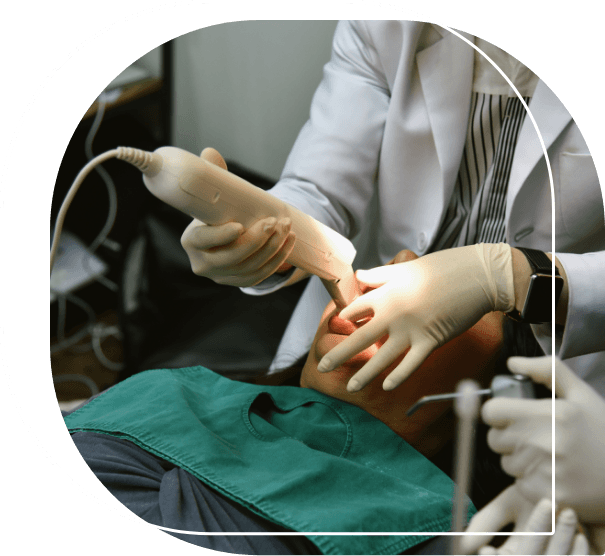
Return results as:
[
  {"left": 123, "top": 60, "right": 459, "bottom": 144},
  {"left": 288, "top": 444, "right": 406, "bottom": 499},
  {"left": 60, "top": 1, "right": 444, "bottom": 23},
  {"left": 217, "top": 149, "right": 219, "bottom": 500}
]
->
[{"left": 65, "top": 367, "right": 472, "bottom": 555}]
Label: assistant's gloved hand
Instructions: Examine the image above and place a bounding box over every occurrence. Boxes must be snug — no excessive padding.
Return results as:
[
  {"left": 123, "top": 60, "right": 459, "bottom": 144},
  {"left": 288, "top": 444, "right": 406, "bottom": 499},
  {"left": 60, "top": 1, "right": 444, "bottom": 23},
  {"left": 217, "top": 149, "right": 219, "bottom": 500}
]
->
[
  {"left": 317, "top": 243, "right": 515, "bottom": 392},
  {"left": 180, "top": 148, "right": 295, "bottom": 287},
  {"left": 463, "top": 487, "right": 589, "bottom": 555},
  {"left": 482, "top": 356, "right": 605, "bottom": 523}
]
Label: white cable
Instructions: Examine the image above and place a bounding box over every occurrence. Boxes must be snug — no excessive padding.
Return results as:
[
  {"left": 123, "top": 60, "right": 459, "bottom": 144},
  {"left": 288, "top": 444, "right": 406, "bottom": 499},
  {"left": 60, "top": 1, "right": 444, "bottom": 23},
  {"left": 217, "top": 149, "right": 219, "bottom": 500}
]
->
[
  {"left": 50, "top": 94, "right": 121, "bottom": 362},
  {"left": 82, "top": 92, "right": 119, "bottom": 291},
  {"left": 50, "top": 145, "right": 158, "bottom": 371},
  {"left": 50, "top": 146, "right": 158, "bottom": 273},
  {"left": 91, "top": 323, "right": 124, "bottom": 371},
  {"left": 50, "top": 149, "right": 119, "bottom": 273}
]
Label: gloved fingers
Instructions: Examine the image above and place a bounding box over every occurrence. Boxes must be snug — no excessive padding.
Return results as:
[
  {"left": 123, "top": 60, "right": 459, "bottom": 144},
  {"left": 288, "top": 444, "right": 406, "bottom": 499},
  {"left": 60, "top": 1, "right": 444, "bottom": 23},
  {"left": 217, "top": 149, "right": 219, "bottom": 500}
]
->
[
  {"left": 461, "top": 485, "right": 520, "bottom": 554},
  {"left": 216, "top": 232, "right": 296, "bottom": 287},
  {"left": 213, "top": 217, "right": 283, "bottom": 264},
  {"left": 382, "top": 342, "right": 435, "bottom": 391},
  {"left": 507, "top": 356, "right": 582, "bottom": 399},
  {"left": 460, "top": 535, "right": 498, "bottom": 554},
  {"left": 337, "top": 288, "right": 380, "bottom": 323},
  {"left": 487, "top": 427, "right": 516, "bottom": 455},
  {"left": 498, "top": 536, "right": 547, "bottom": 555},
  {"left": 485, "top": 426, "right": 547, "bottom": 458},
  {"left": 545, "top": 508, "right": 578, "bottom": 555},
  {"left": 317, "top": 318, "right": 387, "bottom": 374},
  {"left": 482, "top": 397, "right": 552, "bottom": 428},
  {"left": 500, "top": 446, "right": 547, "bottom": 479},
  {"left": 387, "top": 249, "right": 419, "bottom": 265},
  {"left": 515, "top": 475, "right": 552, "bottom": 507},
  {"left": 354, "top": 263, "right": 411, "bottom": 288},
  {"left": 477, "top": 536, "right": 544, "bottom": 556},
  {"left": 181, "top": 219, "right": 244, "bottom": 251},
  {"left": 242, "top": 231, "right": 296, "bottom": 286},
  {"left": 344, "top": 338, "right": 408, "bottom": 393},
  {"left": 497, "top": 498, "right": 551, "bottom": 555},
  {"left": 232, "top": 218, "right": 293, "bottom": 274},
  {"left": 514, "top": 497, "right": 552, "bottom": 533},
  {"left": 200, "top": 147, "right": 228, "bottom": 170},
  {"left": 570, "top": 532, "right": 589, "bottom": 555},
  {"left": 202, "top": 217, "right": 289, "bottom": 276},
  {"left": 507, "top": 356, "right": 553, "bottom": 389}
]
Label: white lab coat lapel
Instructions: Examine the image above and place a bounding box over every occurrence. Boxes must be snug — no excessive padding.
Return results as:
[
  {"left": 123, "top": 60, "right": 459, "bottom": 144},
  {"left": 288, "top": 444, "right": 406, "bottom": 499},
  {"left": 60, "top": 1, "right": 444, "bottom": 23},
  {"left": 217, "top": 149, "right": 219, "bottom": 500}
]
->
[
  {"left": 506, "top": 80, "right": 572, "bottom": 225},
  {"left": 416, "top": 29, "right": 474, "bottom": 222}
]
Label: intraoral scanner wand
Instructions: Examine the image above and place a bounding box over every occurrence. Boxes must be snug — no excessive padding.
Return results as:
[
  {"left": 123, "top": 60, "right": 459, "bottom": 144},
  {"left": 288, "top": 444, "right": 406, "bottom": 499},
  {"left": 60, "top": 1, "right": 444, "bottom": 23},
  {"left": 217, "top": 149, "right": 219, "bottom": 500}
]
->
[{"left": 50, "top": 146, "right": 361, "bottom": 307}]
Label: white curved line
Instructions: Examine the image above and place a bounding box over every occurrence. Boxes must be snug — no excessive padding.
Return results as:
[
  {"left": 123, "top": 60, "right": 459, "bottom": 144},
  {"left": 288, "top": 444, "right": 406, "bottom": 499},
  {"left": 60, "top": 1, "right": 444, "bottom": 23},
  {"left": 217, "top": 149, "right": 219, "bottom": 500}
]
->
[{"left": 1, "top": 0, "right": 555, "bottom": 536}]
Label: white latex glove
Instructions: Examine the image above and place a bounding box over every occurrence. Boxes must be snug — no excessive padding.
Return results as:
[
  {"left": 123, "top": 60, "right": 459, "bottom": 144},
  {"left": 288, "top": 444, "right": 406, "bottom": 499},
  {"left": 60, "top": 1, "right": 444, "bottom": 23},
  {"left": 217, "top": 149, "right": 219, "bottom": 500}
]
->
[
  {"left": 180, "top": 149, "right": 295, "bottom": 287},
  {"left": 317, "top": 243, "right": 515, "bottom": 392},
  {"left": 464, "top": 489, "right": 589, "bottom": 555},
  {"left": 483, "top": 356, "right": 605, "bottom": 523}
]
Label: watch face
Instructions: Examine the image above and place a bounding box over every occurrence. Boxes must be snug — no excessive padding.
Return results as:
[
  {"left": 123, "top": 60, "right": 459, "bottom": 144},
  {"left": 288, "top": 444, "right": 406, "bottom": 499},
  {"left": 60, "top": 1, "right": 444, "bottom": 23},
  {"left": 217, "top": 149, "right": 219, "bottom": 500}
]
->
[{"left": 522, "top": 274, "right": 565, "bottom": 323}]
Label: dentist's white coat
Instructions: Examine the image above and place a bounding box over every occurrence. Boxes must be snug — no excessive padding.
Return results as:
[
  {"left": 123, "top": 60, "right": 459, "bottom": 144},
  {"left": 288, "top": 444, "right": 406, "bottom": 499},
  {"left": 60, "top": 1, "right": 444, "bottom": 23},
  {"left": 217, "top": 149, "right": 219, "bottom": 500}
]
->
[{"left": 244, "top": 21, "right": 605, "bottom": 392}]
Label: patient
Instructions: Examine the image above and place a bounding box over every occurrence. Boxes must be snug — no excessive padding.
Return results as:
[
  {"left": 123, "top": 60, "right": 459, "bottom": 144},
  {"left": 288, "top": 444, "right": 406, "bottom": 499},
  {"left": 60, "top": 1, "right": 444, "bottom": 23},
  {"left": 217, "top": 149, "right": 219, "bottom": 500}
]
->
[
  {"left": 63, "top": 254, "right": 519, "bottom": 556},
  {"left": 301, "top": 295, "right": 504, "bottom": 459}
]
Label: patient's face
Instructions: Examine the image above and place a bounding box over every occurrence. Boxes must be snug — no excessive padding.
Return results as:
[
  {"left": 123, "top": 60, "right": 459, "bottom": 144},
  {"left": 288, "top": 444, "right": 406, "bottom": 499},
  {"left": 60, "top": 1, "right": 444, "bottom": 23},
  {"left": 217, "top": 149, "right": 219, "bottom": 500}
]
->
[{"left": 300, "top": 297, "right": 504, "bottom": 456}]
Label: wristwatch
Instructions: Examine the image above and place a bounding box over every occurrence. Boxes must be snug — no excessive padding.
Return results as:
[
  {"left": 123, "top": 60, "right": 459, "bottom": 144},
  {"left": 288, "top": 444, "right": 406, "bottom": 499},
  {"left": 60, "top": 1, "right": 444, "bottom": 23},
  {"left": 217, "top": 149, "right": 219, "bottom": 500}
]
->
[{"left": 507, "top": 247, "right": 564, "bottom": 324}]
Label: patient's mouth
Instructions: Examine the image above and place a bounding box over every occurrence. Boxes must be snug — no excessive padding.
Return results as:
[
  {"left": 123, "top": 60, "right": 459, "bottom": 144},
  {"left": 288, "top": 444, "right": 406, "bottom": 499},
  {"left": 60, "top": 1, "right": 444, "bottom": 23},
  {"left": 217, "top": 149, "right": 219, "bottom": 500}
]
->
[
  {"left": 315, "top": 313, "right": 376, "bottom": 369},
  {"left": 328, "top": 311, "right": 373, "bottom": 334},
  {"left": 327, "top": 313, "right": 358, "bottom": 336}
]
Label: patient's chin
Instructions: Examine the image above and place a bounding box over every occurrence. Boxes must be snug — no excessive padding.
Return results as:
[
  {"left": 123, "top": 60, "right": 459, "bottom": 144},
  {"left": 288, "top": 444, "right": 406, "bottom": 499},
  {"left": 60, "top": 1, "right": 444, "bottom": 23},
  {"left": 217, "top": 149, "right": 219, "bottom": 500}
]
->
[{"left": 301, "top": 311, "right": 505, "bottom": 454}]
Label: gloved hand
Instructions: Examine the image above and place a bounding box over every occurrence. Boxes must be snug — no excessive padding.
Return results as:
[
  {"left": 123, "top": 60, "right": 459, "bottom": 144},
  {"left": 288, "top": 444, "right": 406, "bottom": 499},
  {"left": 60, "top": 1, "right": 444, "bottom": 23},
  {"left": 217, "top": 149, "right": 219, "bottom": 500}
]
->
[
  {"left": 387, "top": 249, "right": 419, "bottom": 265},
  {"left": 482, "top": 355, "right": 605, "bottom": 523},
  {"left": 317, "top": 243, "right": 515, "bottom": 392},
  {"left": 463, "top": 486, "right": 589, "bottom": 555},
  {"left": 180, "top": 148, "right": 295, "bottom": 287}
]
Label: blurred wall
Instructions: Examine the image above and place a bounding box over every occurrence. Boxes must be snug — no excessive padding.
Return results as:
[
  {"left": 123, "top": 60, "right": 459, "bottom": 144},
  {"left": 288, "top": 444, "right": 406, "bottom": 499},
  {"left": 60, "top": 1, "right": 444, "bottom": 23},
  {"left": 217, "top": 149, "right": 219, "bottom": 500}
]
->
[{"left": 170, "top": 20, "right": 338, "bottom": 181}]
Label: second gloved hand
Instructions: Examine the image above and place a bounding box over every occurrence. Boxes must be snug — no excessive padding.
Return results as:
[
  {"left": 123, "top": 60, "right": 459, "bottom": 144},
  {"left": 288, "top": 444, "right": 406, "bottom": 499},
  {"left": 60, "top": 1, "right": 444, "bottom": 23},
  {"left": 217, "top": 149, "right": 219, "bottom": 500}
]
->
[
  {"left": 482, "top": 356, "right": 605, "bottom": 523},
  {"left": 463, "top": 485, "right": 589, "bottom": 555},
  {"left": 317, "top": 243, "right": 515, "bottom": 392}
]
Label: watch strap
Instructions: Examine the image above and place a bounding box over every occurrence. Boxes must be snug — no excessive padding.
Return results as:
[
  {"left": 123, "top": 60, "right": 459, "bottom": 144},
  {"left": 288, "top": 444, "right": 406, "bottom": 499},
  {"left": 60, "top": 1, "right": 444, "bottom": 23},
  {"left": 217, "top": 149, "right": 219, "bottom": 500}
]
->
[
  {"left": 507, "top": 247, "right": 562, "bottom": 323},
  {"left": 517, "top": 247, "right": 560, "bottom": 276}
]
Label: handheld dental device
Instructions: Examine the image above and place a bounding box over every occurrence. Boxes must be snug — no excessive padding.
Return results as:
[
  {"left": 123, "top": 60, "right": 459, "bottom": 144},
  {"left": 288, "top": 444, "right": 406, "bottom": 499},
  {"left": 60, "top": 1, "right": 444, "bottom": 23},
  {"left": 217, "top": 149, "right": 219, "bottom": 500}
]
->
[
  {"left": 50, "top": 146, "right": 361, "bottom": 307},
  {"left": 406, "top": 374, "right": 535, "bottom": 416}
]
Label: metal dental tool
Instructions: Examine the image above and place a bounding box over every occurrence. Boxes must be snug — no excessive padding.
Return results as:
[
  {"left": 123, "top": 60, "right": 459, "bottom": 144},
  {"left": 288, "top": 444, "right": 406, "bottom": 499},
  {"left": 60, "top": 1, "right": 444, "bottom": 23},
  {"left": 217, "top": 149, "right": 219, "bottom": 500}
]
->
[{"left": 406, "top": 374, "right": 536, "bottom": 417}]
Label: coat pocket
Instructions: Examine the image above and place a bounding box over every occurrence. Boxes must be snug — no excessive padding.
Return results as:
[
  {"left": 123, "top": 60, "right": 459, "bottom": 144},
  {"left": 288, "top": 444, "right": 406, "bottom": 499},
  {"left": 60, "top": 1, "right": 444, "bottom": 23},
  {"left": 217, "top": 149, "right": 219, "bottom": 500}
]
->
[{"left": 557, "top": 152, "right": 604, "bottom": 241}]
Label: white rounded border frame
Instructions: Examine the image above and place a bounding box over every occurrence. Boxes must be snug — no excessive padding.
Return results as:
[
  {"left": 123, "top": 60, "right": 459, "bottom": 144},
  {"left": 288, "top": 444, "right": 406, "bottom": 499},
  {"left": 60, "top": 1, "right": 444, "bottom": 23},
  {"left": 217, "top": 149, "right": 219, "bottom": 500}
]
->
[{"left": 0, "top": 0, "right": 555, "bottom": 536}]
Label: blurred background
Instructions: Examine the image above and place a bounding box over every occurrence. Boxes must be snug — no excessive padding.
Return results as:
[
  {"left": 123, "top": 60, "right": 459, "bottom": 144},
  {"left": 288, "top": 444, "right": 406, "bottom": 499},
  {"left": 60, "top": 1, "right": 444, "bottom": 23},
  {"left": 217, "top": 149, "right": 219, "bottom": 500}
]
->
[{"left": 50, "top": 21, "right": 339, "bottom": 409}]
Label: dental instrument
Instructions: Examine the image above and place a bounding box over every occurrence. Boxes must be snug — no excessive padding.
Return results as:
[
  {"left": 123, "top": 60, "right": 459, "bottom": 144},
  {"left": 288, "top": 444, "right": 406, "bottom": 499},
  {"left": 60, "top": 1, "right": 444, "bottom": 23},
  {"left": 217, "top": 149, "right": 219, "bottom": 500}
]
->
[
  {"left": 50, "top": 146, "right": 361, "bottom": 308},
  {"left": 406, "top": 374, "right": 535, "bottom": 416},
  {"left": 452, "top": 379, "right": 481, "bottom": 554}
]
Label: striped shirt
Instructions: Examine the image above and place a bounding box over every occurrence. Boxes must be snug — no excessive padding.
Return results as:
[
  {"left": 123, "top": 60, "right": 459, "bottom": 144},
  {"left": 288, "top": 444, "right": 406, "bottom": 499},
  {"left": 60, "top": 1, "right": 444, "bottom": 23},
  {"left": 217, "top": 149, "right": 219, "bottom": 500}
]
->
[{"left": 430, "top": 39, "right": 538, "bottom": 252}]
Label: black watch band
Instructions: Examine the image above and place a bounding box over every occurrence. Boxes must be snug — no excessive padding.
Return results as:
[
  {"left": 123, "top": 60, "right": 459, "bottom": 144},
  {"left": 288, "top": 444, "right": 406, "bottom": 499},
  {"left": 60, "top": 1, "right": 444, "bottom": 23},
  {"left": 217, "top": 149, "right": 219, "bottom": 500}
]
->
[{"left": 506, "top": 247, "right": 564, "bottom": 324}]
